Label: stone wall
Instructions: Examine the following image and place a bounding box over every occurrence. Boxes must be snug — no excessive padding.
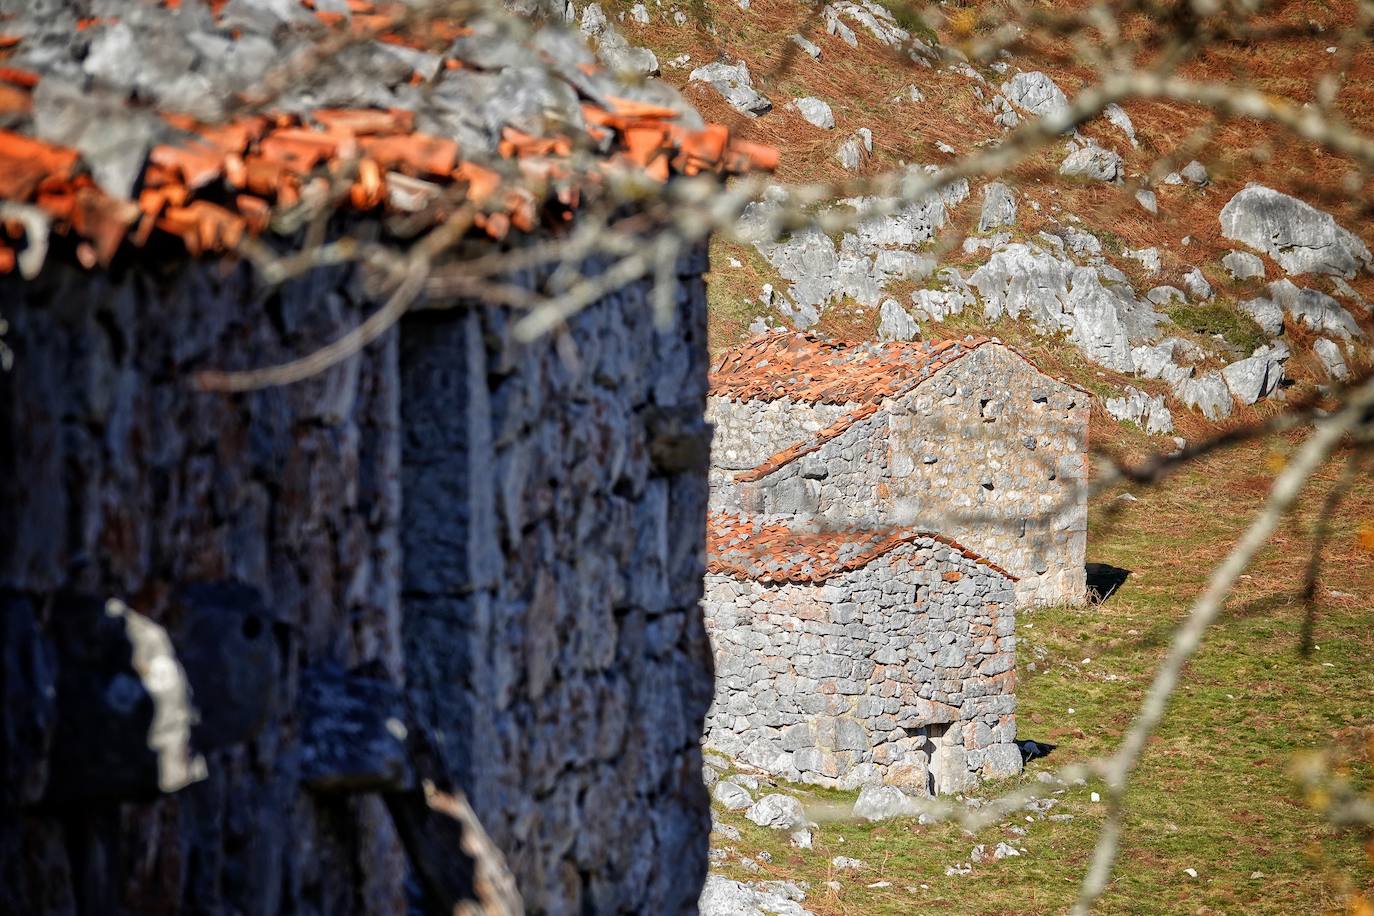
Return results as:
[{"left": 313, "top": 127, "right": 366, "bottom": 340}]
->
[
  {"left": 0, "top": 243, "right": 716, "bottom": 914},
  {"left": 400, "top": 246, "right": 716, "bottom": 914},
  {"left": 706, "top": 397, "right": 855, "bottom": 471},
  {"left": 0, "top": 257, "right": 408, "bottom": 915},
  {"left": 886, "top": 345, "right": 1089, "bottom": 604},
  {"left": 702, "top": 538, "right": 1021, "bottom": 794},
  {"left": 721, "top": 411, "right": 889, "bottom": 524},
  {"left": 710, "top": 344, "right": 1089, "bottom": 604}
]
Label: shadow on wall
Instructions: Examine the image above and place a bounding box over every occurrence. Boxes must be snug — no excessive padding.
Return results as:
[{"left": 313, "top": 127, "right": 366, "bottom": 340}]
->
[{"left": 1085, "top": 563, "right": 1131, "bottom": 604}]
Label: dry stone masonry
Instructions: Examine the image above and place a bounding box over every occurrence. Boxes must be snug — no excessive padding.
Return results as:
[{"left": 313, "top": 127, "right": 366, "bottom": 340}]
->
[
  {"left": 703, "top": 514, "right": 1022, "bottom": 793},
  {"left": 0, "top": 242, "right": 719, "bottom": 915}
]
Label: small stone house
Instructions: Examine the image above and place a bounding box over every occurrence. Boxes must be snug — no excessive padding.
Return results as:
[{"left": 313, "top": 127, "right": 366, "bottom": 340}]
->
[
  {"left": 0, "top": 5, "right": 773, "bottom": 914},
  {"left": 703, "top": 512, "right": 1022, "bottom": 794},
  {"left": 708, "top": 333, "right": 1090, "bottom": 605}
]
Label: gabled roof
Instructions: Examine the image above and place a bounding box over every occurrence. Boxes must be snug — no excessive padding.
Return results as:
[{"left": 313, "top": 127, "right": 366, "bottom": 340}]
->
[
  {"left": 706, "top": 511, "right": 1014, "bottom": 585},
  {"left": 713, "top": 332, "right": 1085, "bottom": 482},
  {"left": 0, "top": 0, "right": 775, "bottom": 275},
  {"left": 709, "top": 332, "right": 993, "bottom": 405}
]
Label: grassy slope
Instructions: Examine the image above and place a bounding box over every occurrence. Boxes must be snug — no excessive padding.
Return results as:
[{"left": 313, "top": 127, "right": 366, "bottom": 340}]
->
[
  {"left": 615, "top": 0, "right": 1374, "bottom": 907},
  {"left": 613, "top": 0, "right": 1374, "bottom": 365},
  {"left": 709, "top": 439, "right": 1374, "bottom": 912}
]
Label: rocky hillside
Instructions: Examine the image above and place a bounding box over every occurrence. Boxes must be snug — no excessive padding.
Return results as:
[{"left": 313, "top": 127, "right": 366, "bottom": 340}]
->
[{"left": 572, "top": 0, "right": 1373, "bottom": 450}]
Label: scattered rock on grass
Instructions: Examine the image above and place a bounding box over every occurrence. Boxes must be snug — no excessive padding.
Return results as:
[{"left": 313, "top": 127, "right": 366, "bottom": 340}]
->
[
  {"left": 689, "top": 60, "right": 772, "bottom": 116},
  {"left": 746, "top": 793, "right": 806, "bottom": 829},
  {"left": 714, "top": 781, "right": 754, "bottom": 811},
  {"left": 1314, "top": 337, "right": 1349, "bottom": 380}
]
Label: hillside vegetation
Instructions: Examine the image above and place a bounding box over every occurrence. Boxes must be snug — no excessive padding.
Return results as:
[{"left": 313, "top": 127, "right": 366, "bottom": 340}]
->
[{"left": 589, "top": 0, "right": 1374, "bottom": 910}]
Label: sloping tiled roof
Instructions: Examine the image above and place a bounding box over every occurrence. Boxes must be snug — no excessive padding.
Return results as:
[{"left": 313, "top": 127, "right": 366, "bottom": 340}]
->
[
  {"left": 706, "top": 511, "right": 1014, "bottom": 585},
  {"left": 0, "top": 0, "right": 776, "bottom": 274},
  {"left": 713, "top": 332, "right": 1086, "bottom": 483},
  {"left": 709, "top": 333, "right": 993, "bottom": 406}
]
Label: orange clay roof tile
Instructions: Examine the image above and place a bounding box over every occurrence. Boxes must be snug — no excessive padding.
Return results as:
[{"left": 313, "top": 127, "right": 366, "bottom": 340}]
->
[
  {"left": 0, "top": 2, "right": 776, "bottom": 275},
  {"left": 707, "top": 511, "right": 1016, "bottom": 585},
  {"left": 715, "top": 333, "right": 1090, "bottom": 482},
  {"left": 710, "top": 332, "right": 994, "bottom": 406}
]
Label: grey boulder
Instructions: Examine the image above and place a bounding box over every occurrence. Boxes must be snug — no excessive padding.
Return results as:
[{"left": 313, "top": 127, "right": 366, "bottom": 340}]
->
[
  {"left": 1180, "top": 159, "right": 1210, "bottom": 186},
  {"left": 714, "top": 781, "right": 754, "bottom": 811},
  {"left": 597, "top": 32, "right": 659, "bottom": 76},
  {"left": 853, "top": 784, "right": 924, "bottom": 821},
  {"left": 982, "top": 742, "right": 1025, "bottom": 778},
  {"left": 1219, "top": 184, "right": 1373, "bottom": 277},
  {"left": 1222, "top": 250, "right": 1266, "bottom": 280},
  {"left": 1221, "top": 345, "right": 1286, "bottom": 405},
  {"left": 1267, "top": 279, "right": 1364, "bottom": 339},
  {"left": 1060, "top": 144, "right": 1123, "bottom": 182},
  {"left": 979, "top": 182, "right": 1017, "bottom": 232},
  {"left": 1172, "top": 371, "right": 1233, "bottom": 420},
  {"left": 689, "top": 61, "right": 772, "bottom": 116},
  {"left": 788, "top": 96, "right": 835, "bottom": 129},
  {"left": 1105, "top": 387, "right": 1173, "bottom": 434},
  {"left": 789, "top": 33, "right": 822, "bottom": 59},
  {"left": 835, "top": 128, "right": 873, "bottom": 169},
  {"left": 1182, "top": 267, "right": 1213, "bottom": 301},
  {"left": 699, "top": 876, "right": 814, "bottom": 916},
  {"left": 878, "top": 299, "right": 920, "bottom": 341},
  {"left": 1313, "top": 338, "right": 1349, "bottom": 380},
  {"left": 1239, "top": 295, "right": 1285, "bottom": 337},
  {"left": 1001, "top": 71, "right": 1068, "bottom": 117},
  {"left": 745, "top": 793, "right": 806, "bottom": 829}
]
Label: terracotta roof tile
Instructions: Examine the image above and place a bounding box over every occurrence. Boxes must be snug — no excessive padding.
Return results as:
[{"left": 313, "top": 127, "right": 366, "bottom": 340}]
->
[
  {"left": 0, "top": 1, "right": 776, "bottom": 275},
  {"left": 714, "top": 333, "right": 1087, "bottom": 483},
  {"left": 710, "top": 332, "right": 994, "bottom": 406},
  {"left": 706, "top": 511, "right": 1015, "bottom": 585}
]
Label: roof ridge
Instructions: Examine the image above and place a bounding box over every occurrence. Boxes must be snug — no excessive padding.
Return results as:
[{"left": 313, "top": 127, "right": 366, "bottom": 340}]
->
[{"left": 706, "top": 510, "right": 1016, "bottom": 584}]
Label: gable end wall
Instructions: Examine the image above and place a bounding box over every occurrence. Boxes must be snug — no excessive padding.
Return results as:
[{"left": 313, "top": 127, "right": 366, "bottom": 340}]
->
[{"left": 702, "top": 539, "right": 1021, "bottom": 795}]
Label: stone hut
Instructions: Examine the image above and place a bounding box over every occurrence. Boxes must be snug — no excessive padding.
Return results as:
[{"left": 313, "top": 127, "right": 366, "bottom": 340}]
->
[
  {"left": 0, "top": 5, "right": 774, "bottom": 914},
  {"left": 708, "top": 333, "right": 1090, "bottom": 605},
  {"left": 703, "top": 512, "right": 1022, "bottom": 794}
]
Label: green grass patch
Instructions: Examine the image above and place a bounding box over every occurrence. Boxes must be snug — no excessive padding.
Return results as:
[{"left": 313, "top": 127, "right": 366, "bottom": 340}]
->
[{"left": 1165, "top": 300, "right": 1268, "bottom": 353}]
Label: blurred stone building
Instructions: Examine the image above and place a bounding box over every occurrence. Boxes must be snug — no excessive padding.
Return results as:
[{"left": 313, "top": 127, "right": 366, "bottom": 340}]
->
[{"left": 0, "top": 2, "right": 773, "bottom": 913}]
